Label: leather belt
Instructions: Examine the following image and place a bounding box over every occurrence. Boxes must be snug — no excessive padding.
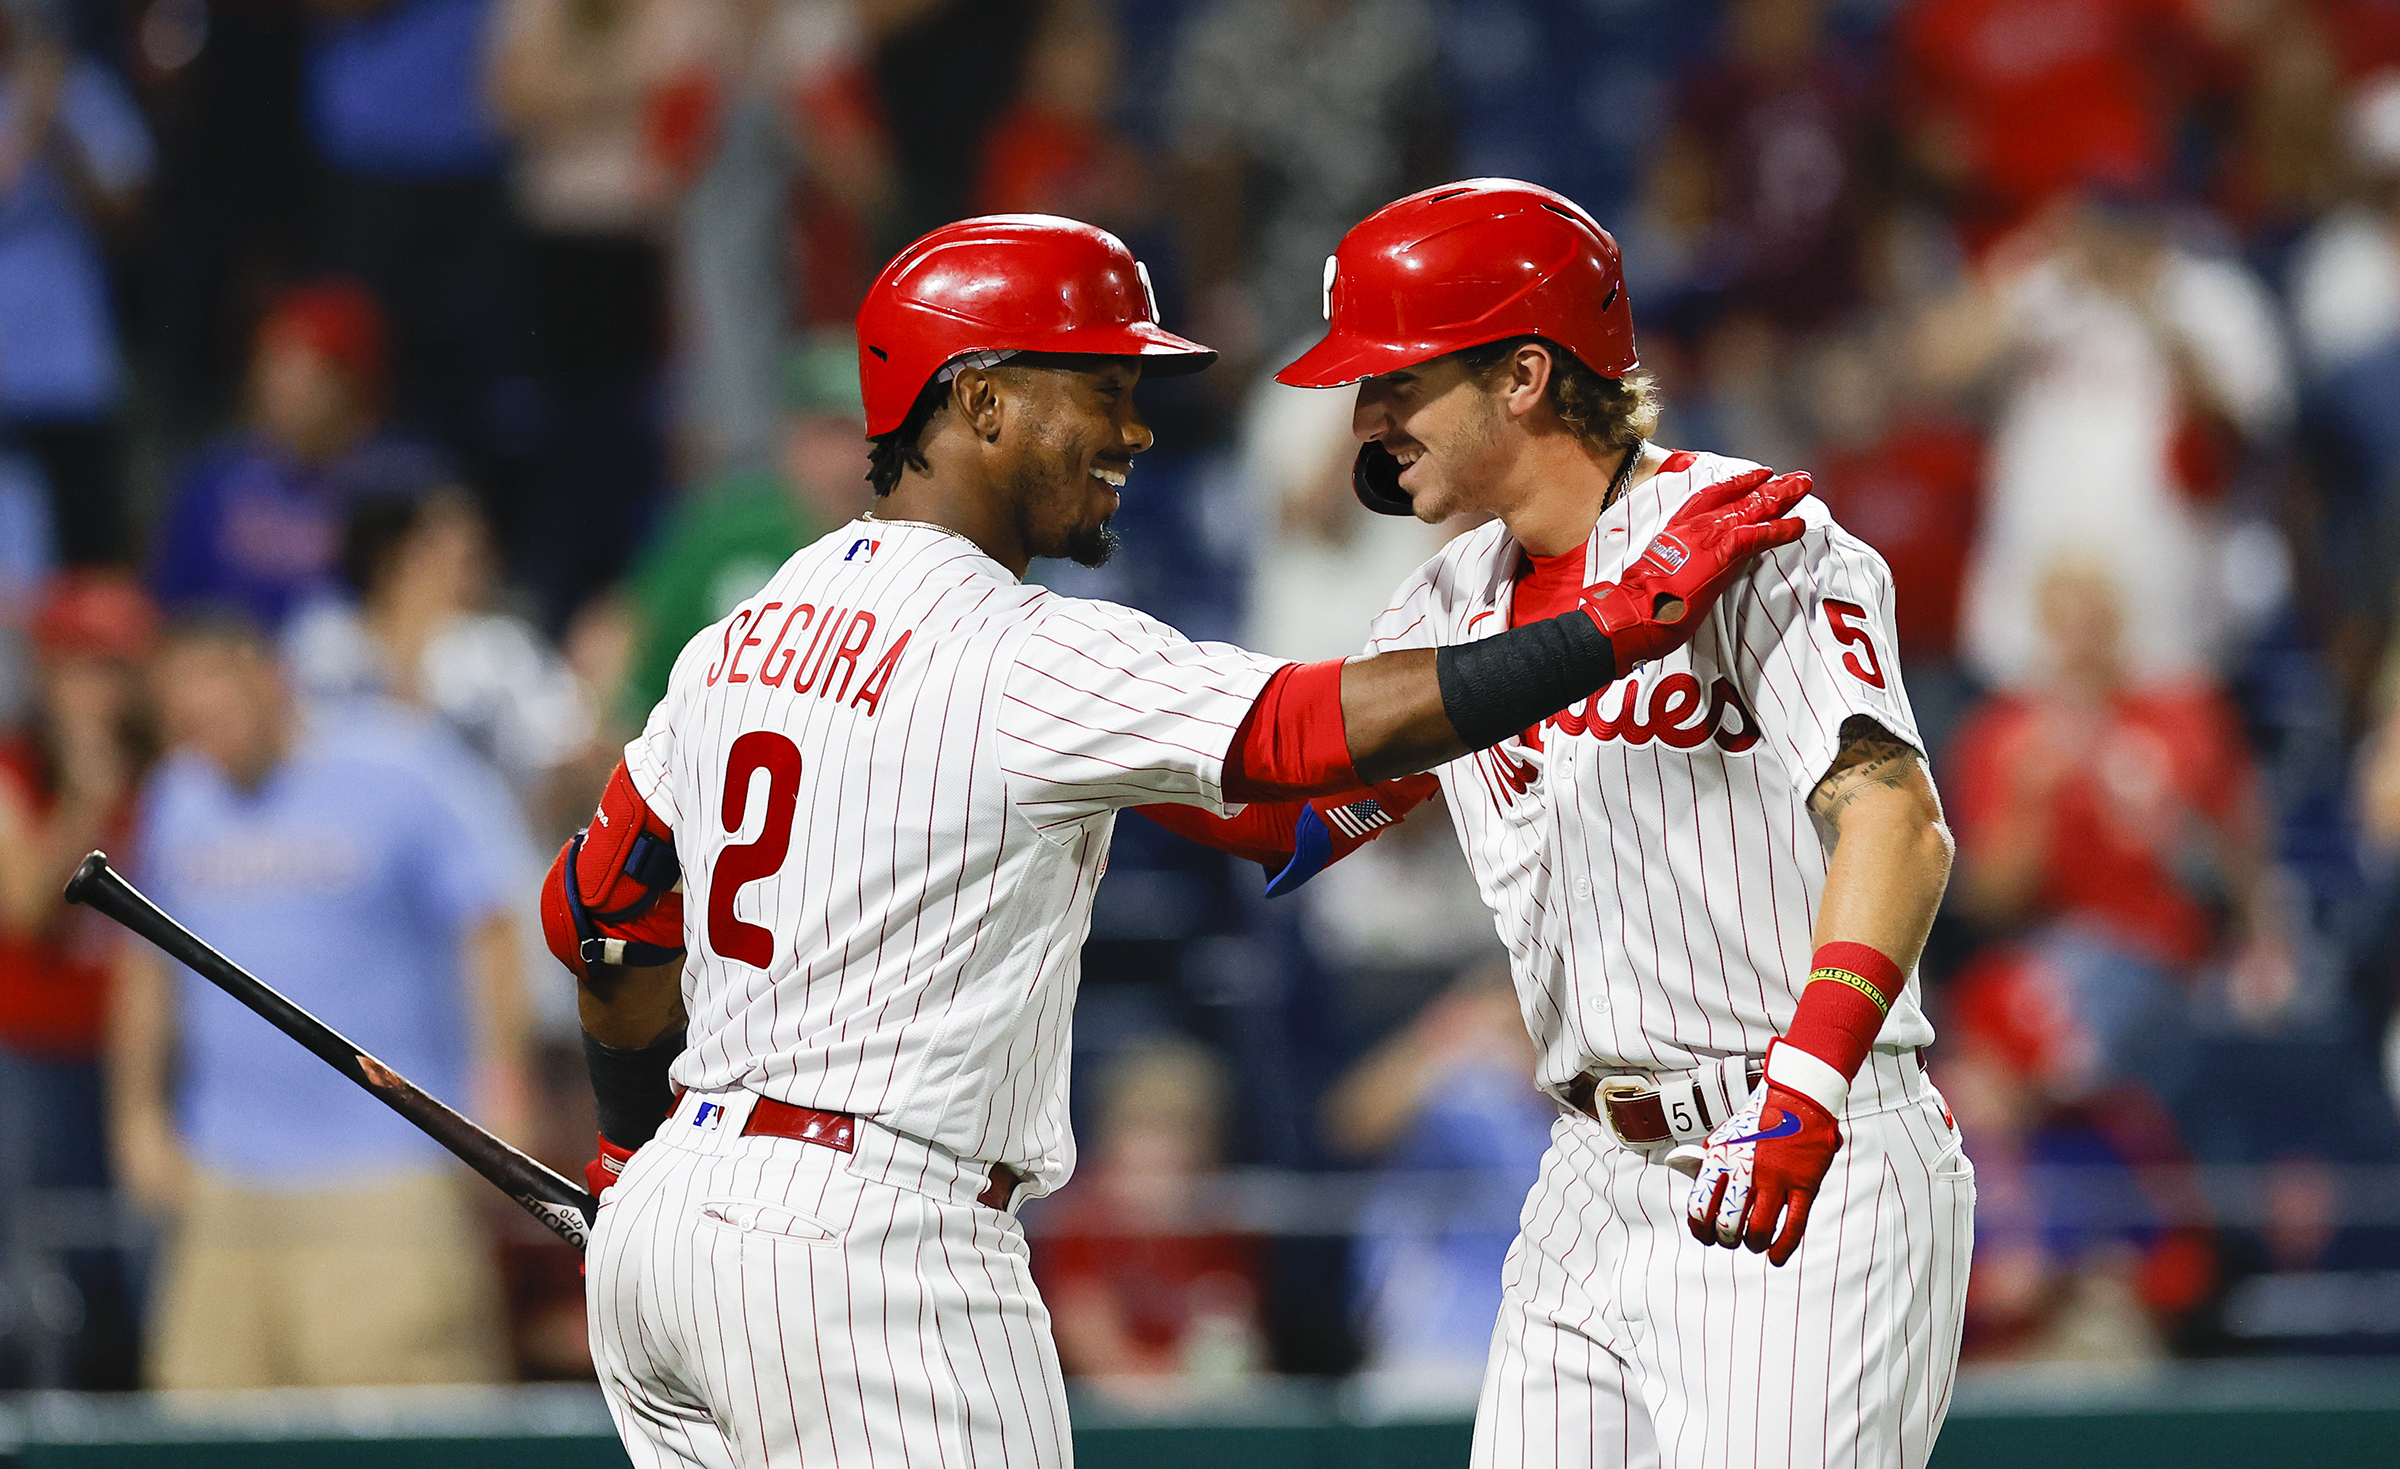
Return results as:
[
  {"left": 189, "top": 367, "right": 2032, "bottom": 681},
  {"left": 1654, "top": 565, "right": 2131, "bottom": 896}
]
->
[
  {"left": 741, "top": 1096, "right": 1024, "bottom": 1210},
  {"left": 1566, "top": 1050, "right": 1930, "bottom": 1147},
  {"left": 1564, "top": 1057, "right": 1764, "bottom": 1147}
]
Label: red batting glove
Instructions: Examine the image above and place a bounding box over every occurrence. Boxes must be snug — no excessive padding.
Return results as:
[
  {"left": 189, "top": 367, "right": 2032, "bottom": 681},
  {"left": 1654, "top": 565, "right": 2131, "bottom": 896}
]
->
[
  {"left": 586, "top": 1134, "right": 638, "bottom": 1202},
  {"left": 1676, "top": 1039, "right": 1843, "bottom": 1266},
  {"left": 1582, "top": 468, "right": 1811, "bottom": 666}
]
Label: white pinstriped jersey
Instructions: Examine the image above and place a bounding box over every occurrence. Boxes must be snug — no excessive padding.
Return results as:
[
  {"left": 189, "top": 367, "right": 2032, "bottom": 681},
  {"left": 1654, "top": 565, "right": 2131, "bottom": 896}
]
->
[
  {"left": 1367, "top": 452, "right": 1938, "bottom": 1087},
  {"left": 623, "top": 518, "right": 1284, "bottom": 1193}
]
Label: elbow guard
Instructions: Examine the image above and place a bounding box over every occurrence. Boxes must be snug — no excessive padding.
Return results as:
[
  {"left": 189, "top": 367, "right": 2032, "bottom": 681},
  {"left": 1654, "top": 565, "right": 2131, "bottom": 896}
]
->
[{"left": 542, "top": 761, "right": 687, "bottom": 980}]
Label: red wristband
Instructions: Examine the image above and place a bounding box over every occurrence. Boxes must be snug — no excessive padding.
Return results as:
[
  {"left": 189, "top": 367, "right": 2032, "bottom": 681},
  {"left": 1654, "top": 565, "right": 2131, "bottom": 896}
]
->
[
  {"left": 1780, "top": 941, "right": 1904, "bottom": 1083},
  {"left": 1810, "top": 941, "right": 1903, "bottom": 1011}
]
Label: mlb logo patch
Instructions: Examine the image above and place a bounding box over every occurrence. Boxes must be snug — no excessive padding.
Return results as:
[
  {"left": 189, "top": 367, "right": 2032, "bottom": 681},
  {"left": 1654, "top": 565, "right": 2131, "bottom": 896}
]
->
[
  {"left": 1641, "top": 532, "right": 1690, "bottom": 574},
  {"left": 693, "top": 1101, "right": 725, "bottom": 1131},
  {"left": 845, "top": 538, "right": 881, "bottom": 562}
]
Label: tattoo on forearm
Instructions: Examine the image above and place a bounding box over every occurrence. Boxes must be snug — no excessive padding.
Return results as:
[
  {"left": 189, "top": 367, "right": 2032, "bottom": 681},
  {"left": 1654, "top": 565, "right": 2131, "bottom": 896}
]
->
[{"left": 1808, "top": 716, "right": 1920, "bottom": 845}]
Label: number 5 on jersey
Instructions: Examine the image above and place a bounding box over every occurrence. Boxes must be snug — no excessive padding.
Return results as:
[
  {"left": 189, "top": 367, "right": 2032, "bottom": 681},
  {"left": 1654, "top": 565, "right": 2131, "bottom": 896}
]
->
[
  {"left": 1823, "top": 599, "right": 1885, "bottom": 689},
  {"left": 709, "top": 731, "right": 802, "bottom": 967}
]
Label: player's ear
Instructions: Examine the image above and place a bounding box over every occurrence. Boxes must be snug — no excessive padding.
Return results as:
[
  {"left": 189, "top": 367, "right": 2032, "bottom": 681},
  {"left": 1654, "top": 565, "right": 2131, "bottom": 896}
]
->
[
  {"left": 953, "top": 368, "right": 1005, "bottom": 445},
  {"left": 1500, "top": 342, "right": 1554, "bottom": 421}
]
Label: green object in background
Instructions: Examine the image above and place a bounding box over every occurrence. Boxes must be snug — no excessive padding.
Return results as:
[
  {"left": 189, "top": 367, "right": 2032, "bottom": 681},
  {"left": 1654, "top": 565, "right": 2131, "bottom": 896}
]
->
[
  {"left": 623, "top": 468, "right": 818, "bottom": 726},
  {"left": 619, "top": 333, "right": 862, "bottom": 726},
  {"left": 781, "top": 333, "right": 863, "bottom": 421},
  {"left": 13, "top": 1364, "right": 2400, "bottom": 1468},
  {"left": 17, "top": 1410, "right": 2400, "bottom": 1469},
  {"left": 9, "top": 1440, "right": 631, "bottom": 1469},
  {"left": 1, "top": 1424, "right": 1478, "bottom": 1469}
]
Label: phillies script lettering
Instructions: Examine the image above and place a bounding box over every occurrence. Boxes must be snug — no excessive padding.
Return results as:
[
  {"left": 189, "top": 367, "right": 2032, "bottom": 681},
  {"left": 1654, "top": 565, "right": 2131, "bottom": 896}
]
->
[
  {"left": 1476, "top": 671, "right": 1761, "bottom": 809},
  {"left": 1535, "top": 671, "right": 1760, "bottom": 753},
  {"left": 703, "top": 602, "right": 914, "bottom": 715}
]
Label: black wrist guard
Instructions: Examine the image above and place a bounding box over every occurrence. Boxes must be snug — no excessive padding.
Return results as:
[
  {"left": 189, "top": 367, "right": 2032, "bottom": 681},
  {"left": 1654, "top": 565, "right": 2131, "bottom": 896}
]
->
[
  {"left": 1435, "top": 610, "right": 1618, "bottom": 753},
  {"left": 584, "top": 1028, "right": 684, "bottom": 1150}
]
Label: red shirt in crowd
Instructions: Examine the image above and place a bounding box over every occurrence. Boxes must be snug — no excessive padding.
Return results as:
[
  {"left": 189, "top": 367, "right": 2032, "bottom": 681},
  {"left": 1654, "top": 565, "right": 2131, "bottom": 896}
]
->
[
  {"left": 0, "top": 739, "right": 130, "bottom": 1059},
  {"left": 1674, "top": 53, "right": 1873, "bottom": 330},
  {"left": 2314, "top": 0, "right": 2400, "bottom": 77},
  {"left": 1031, "top": 1187, "right": 1265, "bottom": 1371},
  {"left": 1895, "top": 0, "right": 2214, "bottom": 249},
  {"left": 1815, "top": 419, "right": 1984, "bottom": 662},
  {"left": 1944, "top": 682, "right": 2255, "bottom": 968},
  {"left": 975, "top": 104, "right": 1148, "bottom": 224}
]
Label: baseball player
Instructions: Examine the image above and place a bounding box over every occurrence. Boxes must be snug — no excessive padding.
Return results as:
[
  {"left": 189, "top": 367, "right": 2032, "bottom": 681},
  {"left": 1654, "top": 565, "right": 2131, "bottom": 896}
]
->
[
  {"left": 537, "top": 213, "right": 1811, "bottom": 1468},
  {"left": 1245, "top": 180, "right": 1975, "bottom": 1467}
]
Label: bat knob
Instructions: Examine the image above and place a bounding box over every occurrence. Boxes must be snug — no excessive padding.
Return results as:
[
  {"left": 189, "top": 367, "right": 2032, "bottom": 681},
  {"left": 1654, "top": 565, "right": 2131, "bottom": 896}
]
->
[{"left": 64, "top": 851, "right": 111, "bottom": 906}]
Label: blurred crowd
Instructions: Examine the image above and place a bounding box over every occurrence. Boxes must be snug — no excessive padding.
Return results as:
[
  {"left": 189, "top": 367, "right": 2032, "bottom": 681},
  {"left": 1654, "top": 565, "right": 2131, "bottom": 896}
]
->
[{"left": 3, "top": 0, "right": 2400, "bottom": 1402}]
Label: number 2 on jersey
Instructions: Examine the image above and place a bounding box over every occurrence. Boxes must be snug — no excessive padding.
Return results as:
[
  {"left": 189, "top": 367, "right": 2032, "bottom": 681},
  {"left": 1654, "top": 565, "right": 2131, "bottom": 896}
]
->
[
  {"left": 709, "top": 731, "right": 802, "bottom": 967},
  {"left": 1822, "top": 599, "right": 1886, "bottom": 689}
]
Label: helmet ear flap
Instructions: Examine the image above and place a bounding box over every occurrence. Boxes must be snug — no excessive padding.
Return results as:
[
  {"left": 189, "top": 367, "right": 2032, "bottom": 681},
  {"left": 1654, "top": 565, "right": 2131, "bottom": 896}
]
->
[{"left": 1352, "top": 442, "right": 1415, "bottom": 515}]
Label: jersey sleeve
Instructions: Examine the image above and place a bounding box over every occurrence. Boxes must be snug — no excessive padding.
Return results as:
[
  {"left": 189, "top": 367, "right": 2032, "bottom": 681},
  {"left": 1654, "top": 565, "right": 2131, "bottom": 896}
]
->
[
  {"left": 1362, "top": 545, "right": 1467, "bottom": 656},
  {"left": 621, "top": 616, "right": 720, "bottom": 833},
  {"left": 622, "top": 697, "right": 677, "bottom": 817},
  {"left": 1722, "top": 505, "right": 1926, "bottom": 794},
  {"left": 998, "top": 597, "right": 1288, "bottom": 831}
]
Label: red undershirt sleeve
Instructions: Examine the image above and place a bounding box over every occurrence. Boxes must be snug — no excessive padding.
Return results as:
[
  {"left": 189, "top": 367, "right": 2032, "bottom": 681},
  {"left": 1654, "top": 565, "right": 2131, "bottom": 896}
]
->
[
  {"left": 1131, "top": 800, "right": 1305, "bottom": 868},
  {"left": 1221, "top": 659, "right": 1358, "bottom": 804}
]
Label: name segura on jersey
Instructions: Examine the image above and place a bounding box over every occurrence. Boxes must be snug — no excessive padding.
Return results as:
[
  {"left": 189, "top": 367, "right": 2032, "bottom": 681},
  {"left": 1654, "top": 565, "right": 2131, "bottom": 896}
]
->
[
  {"left": 1366, "top": 452, "right": 1938, "bottom": 1089},
  {"left": 624, "top": 519, "right": 1285, "bottom": 1194}
]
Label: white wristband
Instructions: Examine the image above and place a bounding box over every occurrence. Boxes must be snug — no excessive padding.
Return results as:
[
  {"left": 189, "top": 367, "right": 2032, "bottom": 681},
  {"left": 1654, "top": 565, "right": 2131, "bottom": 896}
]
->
[{"left": 1764, "top": 1038, "right": 1848, "bottom": 1117}]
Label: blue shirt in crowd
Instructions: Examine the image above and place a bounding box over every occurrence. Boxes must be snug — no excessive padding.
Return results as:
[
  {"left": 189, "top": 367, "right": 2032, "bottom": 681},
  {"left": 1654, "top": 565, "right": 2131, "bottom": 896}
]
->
[
  {"left": 309, "top": 0, "right": 504, "bottom": 178},
  {"left": 1351, "top": 1060, "right": 1556, "bottom": 1370},
  {"left": 0, "top": 56, "right": 152, "bottom": 421},
  {"left": 136, "top": 701, "right": 525, "bottom": 1186},
  {"left": 150, "top": 432, "right": 451, "bottom": 630}
]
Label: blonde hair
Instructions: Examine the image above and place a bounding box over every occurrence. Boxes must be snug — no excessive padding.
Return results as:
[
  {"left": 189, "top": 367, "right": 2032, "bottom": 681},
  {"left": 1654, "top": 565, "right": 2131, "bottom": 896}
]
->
[{"left": 1458, "top": 336, "right": 1661, "bottom": 453}]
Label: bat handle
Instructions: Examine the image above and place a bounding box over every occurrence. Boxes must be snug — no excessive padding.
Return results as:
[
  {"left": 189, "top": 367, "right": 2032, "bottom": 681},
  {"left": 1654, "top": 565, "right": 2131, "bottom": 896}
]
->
[{"left": 65, "top": 851, "right": 112, "bottom": 907}]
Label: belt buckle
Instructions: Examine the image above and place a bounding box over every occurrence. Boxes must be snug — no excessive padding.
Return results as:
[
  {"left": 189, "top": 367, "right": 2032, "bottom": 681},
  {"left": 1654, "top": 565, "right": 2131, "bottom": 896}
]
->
[{"left": 1596, "top": 1075, "right": 1663, "bottom": 1147}]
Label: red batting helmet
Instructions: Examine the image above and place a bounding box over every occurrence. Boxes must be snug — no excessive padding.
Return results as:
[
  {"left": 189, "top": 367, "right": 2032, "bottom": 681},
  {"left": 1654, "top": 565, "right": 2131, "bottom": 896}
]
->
[
  {"left": 1276, "top": 179, "right": 1638, "bottom": 390},
  {"left": 856, "top": 215, "right": 1217, "bottom": 437}
]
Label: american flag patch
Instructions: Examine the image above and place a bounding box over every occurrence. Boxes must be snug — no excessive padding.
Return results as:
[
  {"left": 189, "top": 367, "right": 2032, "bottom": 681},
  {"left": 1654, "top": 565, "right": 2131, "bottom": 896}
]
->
[{"left": 1322, "top": 798, "right": 1393, "bottom": 840}]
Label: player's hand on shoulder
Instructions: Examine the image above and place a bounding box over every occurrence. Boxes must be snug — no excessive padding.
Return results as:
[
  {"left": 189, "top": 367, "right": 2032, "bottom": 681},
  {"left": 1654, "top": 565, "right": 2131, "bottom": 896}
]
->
[
  {"left": 1581, "top": 467, "right": 1810, "bottom": 666},
  {"left": 1670, "top": 1038, "right": 1842, "bottom": 1266}
]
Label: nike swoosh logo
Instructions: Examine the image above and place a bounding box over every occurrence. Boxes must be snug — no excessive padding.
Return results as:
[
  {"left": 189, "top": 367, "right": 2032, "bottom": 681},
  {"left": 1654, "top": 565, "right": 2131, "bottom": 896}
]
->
[{"left": 1723, "top": 1112, "right": 1803, "bottom": 1146}]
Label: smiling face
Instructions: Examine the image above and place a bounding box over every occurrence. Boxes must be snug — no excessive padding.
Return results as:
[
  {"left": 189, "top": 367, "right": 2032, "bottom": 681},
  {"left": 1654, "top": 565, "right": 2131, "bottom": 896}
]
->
[
  {"left": 989, "top": 356, "right": 1151, "bottom": 567},
  {"left": 1348, "top": 354, "right": 1518, "bottom": 523}
]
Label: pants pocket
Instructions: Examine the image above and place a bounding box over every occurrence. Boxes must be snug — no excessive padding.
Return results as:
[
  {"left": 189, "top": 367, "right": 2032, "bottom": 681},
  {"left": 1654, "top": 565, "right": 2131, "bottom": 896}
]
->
[{"left": 697, "top": 1196, "right": 839, "bottom": 1244}]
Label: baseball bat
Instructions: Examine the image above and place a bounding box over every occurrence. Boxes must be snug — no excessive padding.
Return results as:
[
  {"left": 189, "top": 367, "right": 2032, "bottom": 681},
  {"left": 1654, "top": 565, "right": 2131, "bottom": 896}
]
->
[{"left": 65, "top": 851, "right": 595, "bottom": 1251}]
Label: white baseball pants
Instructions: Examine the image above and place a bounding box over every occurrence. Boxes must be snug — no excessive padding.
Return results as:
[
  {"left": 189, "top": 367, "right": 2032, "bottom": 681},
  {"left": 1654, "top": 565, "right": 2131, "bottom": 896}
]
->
[
  {"left": 588, "top": 1086, "right": 1071, "bottom": 1468},
  {"left": 1472, "top": 1050, "right": 1975, "bottom": 1469}
]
